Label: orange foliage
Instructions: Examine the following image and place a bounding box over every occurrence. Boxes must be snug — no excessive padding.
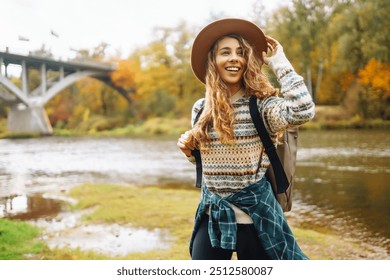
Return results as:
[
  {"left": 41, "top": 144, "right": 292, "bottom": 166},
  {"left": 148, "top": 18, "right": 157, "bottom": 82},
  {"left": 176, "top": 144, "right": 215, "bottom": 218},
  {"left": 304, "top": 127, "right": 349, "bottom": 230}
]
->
[
  {"left": 358, "top": 59, "right": 390, "bottom": 97},
  {"left": 340, "top": 72, "right": 355, "bottom": 93},
  {"left": 110, "top": 60, "right": 136, "bottom": 89},
  {"left": 51, "top": 102, "right": 71, "bottom": 122}
]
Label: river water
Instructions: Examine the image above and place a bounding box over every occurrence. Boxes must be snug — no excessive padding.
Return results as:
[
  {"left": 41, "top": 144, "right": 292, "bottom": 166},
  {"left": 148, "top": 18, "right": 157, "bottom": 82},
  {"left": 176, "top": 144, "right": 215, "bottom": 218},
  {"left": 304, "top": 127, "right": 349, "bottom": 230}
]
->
[{"left": 0, "top": 129, "right": 389, "bottom": 257}]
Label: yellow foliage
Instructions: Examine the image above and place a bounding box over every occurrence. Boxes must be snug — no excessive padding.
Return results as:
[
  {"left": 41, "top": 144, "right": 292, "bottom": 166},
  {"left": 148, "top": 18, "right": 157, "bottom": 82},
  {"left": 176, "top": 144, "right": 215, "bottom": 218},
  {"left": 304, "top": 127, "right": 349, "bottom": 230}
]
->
[
  {"left": 82, "top": 108, "right": 90, "bottom": 121},
  {"left": 358, "top": 59, "right": 390, "bottom": 97},
  {"left": 76, "top": 78, "right": 103, "bottom": 112},
  {"left": 316, "top": 72, "right": 345, "bottom": 104},
  {"left": 110, "top": 60, "right": 136, "bottom": 89},
  {"left": 137, "top": 64, "right": 177, "bottom": 97}
]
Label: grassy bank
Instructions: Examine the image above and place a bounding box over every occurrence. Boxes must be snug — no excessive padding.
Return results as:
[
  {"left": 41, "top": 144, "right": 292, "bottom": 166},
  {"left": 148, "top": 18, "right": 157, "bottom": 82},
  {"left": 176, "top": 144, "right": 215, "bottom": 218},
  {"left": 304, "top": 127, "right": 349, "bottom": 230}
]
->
[
  {"left": 1, "top": 183, "right": 385, "bottom": 260},
  {"left": 52, "top": 117, "right": 192, "bottom": 138},
  {"left": 1, "top": 110, "right": 390, "bottom": 139},
  {"left": 56, "top": 114, "right": 390, "bottom": 137},
  {"left": 0, "top": 218, "right": 47, "bottom": 259},
  {"left": 305, "top": 105, "right": 390, "bottom": 130},
  {"left": 0, "top": 116, "right": 191, "bottom": 139}
]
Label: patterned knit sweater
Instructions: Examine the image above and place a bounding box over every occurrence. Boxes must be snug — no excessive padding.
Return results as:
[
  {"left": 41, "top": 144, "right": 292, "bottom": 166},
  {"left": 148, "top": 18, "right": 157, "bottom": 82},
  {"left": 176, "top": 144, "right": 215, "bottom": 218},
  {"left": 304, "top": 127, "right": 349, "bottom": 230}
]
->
[{"left": 186, "top": 68, "right": 315, "bottom": 200}]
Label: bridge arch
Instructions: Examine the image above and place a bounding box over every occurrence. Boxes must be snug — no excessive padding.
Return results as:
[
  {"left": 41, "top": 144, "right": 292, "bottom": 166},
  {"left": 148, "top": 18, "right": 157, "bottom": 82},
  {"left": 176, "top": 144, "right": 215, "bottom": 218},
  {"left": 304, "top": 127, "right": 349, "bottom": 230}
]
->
[{"left": 0, "top": 51, "right": 117, "bottom": 134}]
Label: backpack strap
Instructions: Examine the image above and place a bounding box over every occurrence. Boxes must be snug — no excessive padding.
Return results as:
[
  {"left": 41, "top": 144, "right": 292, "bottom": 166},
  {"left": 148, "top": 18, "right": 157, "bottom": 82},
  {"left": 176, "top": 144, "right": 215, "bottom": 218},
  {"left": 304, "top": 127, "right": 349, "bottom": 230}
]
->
[
  {"left": 249, "top": 95, "right": 289, "bottom": 194},
  {"left": 192, "top": 101, "right": 205, "bottom": 188}
]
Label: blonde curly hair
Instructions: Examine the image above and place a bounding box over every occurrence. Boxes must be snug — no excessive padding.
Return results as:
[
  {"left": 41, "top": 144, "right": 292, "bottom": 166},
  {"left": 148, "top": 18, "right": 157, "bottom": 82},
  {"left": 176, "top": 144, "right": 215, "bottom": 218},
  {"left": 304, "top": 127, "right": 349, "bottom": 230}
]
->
[{"left": 189, "top": 34, "right": 278, "bottom": 149}]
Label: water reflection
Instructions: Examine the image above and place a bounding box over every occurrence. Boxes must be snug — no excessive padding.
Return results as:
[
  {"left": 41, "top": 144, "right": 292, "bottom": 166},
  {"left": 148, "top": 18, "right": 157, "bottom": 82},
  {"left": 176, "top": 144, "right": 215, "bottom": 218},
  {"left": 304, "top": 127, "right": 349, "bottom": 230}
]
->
[
  {"left": 0, "top": 136, "right": 194, "bottom": 198},
  {"left": 42, "top": 224, "right": 172, "bottom": 257},
  {"left": 31, "top": 208, "right": 172, "bottom": 257},
  {"left": 294, "top": 163, "right": 390, "bottom": 242},
  {"left": 0, "top": 194, "right": 63, "bottom": 220},
  {"left": 292, "top": 129, "right": 390, "bottom": 254}
]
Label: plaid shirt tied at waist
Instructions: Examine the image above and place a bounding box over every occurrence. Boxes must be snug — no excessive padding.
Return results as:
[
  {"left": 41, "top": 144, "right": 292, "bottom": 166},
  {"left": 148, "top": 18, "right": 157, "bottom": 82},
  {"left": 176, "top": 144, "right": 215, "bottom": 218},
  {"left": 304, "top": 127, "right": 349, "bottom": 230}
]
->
[{"left": 189, "top": 176, "right": 308, "bottom": 260}]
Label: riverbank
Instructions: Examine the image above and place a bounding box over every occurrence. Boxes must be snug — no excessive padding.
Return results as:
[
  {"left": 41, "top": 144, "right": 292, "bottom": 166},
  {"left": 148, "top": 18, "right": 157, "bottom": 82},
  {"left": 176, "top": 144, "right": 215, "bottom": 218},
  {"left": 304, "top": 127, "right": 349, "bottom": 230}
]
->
[
  {"left": 1, "top": 183, "right": 387, "bottom": 260},
  {"left": 44, "top": 115, "right": 390, "bottom": 137},
  {"left": 1, "top": 112, "right": 390, "bottom": 139}
]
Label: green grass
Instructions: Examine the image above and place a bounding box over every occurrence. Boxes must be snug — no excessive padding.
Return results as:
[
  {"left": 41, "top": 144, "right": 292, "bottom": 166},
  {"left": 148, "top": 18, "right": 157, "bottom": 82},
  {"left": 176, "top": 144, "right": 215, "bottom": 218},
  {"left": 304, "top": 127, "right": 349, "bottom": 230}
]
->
[{"left": 0, "top": 218, "right": 47, "bottom": 259}]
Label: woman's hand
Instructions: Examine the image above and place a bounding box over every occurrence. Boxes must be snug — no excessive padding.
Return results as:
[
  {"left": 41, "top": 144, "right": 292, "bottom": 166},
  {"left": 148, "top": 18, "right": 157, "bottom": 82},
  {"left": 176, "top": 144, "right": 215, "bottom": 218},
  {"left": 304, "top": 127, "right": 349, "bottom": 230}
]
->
[
  {"left": 177, "top": 130, "right": 195, "bottom": 157},
  {"left": 262, "top": 35, "right": 282, "bottom": 65},
  {"left": 261, "top": 35, "right": 294, "bottom": 77}
]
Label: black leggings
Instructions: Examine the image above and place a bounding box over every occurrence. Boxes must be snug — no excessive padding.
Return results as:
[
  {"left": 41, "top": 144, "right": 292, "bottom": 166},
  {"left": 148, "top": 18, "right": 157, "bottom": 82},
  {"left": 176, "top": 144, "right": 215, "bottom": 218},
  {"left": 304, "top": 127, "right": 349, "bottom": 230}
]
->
[{"left": 191, "top": 214, "right": 271, "bottom": 260}]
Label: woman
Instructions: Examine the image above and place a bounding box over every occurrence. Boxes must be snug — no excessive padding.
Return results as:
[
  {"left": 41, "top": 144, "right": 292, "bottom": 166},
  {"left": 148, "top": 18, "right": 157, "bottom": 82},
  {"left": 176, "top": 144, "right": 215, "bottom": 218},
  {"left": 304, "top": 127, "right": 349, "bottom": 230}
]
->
[{"left": 177, "top": 18, "right": 315, "bottom": 260}]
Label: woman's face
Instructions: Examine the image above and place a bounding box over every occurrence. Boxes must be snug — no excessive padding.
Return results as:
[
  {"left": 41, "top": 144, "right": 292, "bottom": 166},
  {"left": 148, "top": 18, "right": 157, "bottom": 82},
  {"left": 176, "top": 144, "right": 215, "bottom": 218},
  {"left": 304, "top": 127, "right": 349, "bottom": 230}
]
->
[{"left": 215, "top": 36, "right": 246, "bottom": 93}]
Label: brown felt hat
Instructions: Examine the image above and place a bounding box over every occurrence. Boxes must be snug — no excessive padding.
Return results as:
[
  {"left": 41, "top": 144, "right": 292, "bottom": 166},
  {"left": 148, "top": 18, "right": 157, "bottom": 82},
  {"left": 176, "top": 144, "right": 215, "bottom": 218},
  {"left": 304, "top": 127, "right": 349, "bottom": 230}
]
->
[{"left": 191, "top": 18, "right": 268, "bottom": 84}]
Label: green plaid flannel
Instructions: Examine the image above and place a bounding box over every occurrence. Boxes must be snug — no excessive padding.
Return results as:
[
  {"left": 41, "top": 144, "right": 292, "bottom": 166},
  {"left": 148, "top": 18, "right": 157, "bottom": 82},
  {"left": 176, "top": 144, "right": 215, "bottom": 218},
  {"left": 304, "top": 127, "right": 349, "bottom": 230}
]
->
[{"left": 189, "top": 176, "right": 308, "bottom": 260}]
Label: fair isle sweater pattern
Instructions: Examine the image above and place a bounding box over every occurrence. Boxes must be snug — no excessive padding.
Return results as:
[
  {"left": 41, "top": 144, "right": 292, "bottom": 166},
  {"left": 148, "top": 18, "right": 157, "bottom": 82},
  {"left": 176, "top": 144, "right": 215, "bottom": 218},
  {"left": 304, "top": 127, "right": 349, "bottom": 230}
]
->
[{"left": 187, "top": 68, "right": 315, "bottom": 197}]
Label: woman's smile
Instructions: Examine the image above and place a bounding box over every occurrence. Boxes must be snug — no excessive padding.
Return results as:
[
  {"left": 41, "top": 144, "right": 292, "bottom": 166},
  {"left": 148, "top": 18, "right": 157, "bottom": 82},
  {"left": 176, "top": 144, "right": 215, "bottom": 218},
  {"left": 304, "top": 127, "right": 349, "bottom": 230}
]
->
[{"left": 215, "top": 37, "right": 246, "bottom": 93}]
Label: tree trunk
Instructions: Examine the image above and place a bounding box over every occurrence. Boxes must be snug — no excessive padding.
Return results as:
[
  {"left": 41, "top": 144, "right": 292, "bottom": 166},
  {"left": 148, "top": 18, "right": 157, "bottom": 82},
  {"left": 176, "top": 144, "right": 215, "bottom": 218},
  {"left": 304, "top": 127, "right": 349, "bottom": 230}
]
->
[
  {"left": 315, "top": 60, "right": 324, "bottom": 103},
  {"left": 306, "top": 67, "right": 313, "bottom": 100}
]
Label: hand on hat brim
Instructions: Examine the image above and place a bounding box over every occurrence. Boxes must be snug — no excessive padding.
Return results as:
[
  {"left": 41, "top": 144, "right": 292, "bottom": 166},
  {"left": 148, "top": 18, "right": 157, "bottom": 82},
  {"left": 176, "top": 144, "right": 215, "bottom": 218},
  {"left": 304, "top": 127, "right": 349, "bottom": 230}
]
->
[
  {"left": 262, "top": 35, "right": 282, "bottom": 65},
  {"left": 266, "top": 35, "right": 281, "bottom": 50},
  {"left": 261, "top": 36, "right": 294, "bottom": 77}
]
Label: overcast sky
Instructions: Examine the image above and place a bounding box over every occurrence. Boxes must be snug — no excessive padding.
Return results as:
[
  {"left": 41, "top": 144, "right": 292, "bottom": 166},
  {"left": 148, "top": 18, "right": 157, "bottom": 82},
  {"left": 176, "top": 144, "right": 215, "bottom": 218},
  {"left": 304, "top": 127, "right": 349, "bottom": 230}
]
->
[{"left": 1, "top": 0, "right": 290, "bottom": 60}]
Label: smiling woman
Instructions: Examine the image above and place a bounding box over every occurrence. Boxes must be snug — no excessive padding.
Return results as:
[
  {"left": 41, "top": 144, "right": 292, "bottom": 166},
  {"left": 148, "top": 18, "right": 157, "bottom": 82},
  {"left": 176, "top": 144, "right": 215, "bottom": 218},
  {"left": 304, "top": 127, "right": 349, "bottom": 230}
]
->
[{"left": 177, "top": 18, "right": 315, "bottom": 260}]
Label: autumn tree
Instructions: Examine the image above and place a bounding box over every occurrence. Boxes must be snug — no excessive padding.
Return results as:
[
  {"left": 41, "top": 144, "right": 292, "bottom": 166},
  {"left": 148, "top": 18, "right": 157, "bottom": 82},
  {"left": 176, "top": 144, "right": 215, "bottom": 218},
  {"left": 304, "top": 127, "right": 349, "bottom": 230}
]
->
[
  {"left": 357, "top": 59, "right": 390, "bottom": 119},
  {"left": 324, "top": 0, "right": 390, "bottom": 115},
  {"left": 265, "top": 0, "right": 389, "bottom": 119},
  {"left": 44, "top": 43, "right": 132, "bottom": 129},
  {"left": 125, "top": 21, "right": 203, "bottom": 120}
]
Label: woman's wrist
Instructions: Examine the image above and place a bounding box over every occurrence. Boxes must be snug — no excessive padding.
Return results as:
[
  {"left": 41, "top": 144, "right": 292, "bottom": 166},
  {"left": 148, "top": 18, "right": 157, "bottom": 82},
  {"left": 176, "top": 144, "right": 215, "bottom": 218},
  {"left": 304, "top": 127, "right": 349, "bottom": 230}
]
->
[
  {"left": 268, "top": 56, "right": 294, "bottom": 78},
  {"left": 277, "top": 67, "right": 294, "bottom": 80}
]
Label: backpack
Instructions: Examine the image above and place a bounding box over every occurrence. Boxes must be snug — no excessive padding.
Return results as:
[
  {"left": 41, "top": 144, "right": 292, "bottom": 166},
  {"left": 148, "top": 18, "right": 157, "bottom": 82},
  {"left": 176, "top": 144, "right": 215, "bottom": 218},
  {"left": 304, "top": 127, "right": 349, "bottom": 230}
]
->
[{"left": 191, "top": 95, "right": 298, "bottom": 212}]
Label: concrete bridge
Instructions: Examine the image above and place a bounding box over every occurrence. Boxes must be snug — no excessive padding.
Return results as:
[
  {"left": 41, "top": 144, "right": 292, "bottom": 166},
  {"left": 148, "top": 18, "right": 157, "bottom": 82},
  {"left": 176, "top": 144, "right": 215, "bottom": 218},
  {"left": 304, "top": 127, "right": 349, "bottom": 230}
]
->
[{"left": 0, "top": 51, "right": 117, "bottom": 134}]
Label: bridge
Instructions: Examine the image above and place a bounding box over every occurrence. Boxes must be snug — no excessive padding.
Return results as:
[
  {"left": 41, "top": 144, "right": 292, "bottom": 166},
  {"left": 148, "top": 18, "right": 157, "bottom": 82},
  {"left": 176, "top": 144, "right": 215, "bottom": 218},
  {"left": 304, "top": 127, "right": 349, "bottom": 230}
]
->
[{"left": 0, "top": 50, "right": 117, "bottom": 134}]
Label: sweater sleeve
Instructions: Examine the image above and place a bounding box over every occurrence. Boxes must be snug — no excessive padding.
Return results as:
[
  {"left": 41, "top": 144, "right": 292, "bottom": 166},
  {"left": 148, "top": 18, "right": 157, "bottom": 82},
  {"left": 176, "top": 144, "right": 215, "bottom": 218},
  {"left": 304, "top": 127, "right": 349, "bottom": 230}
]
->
[
  {"left": 258, "top": 66, "right": 315, "bottom": 134},
  {"left": 185, "top": 98, "right": 205, "bottom": 164},
  {"left": 191, "top": 98, "right": 206, "bottom": 127}
]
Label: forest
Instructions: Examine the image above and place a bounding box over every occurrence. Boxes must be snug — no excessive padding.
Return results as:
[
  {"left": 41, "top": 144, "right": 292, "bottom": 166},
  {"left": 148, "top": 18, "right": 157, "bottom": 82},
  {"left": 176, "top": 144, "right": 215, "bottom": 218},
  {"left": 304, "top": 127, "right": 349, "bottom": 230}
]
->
[{"left": 1, "top": 0, "right": 389, "bottom": 135}]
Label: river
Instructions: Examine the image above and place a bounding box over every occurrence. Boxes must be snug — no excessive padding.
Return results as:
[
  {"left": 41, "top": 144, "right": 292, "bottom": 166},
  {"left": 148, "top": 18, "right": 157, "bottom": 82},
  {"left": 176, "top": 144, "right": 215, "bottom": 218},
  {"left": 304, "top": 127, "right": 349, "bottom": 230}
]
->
[{"left": 0, "top": 129, "right": 389, "bottom": 257}]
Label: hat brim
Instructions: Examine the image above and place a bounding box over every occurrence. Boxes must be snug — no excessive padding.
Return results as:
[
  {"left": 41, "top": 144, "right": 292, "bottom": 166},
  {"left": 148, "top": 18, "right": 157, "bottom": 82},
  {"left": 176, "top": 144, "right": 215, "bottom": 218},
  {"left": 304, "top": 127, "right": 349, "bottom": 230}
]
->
[{"left": 191, "top": 18, "right": 267, "bottom": 84}]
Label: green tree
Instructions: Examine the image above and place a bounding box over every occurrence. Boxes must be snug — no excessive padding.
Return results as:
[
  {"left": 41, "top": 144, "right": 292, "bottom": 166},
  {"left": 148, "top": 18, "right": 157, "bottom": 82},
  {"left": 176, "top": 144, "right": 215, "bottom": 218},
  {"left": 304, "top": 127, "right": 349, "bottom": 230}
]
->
[{"left": 328, "top": 0, "right": 390, "bottom": 74}]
